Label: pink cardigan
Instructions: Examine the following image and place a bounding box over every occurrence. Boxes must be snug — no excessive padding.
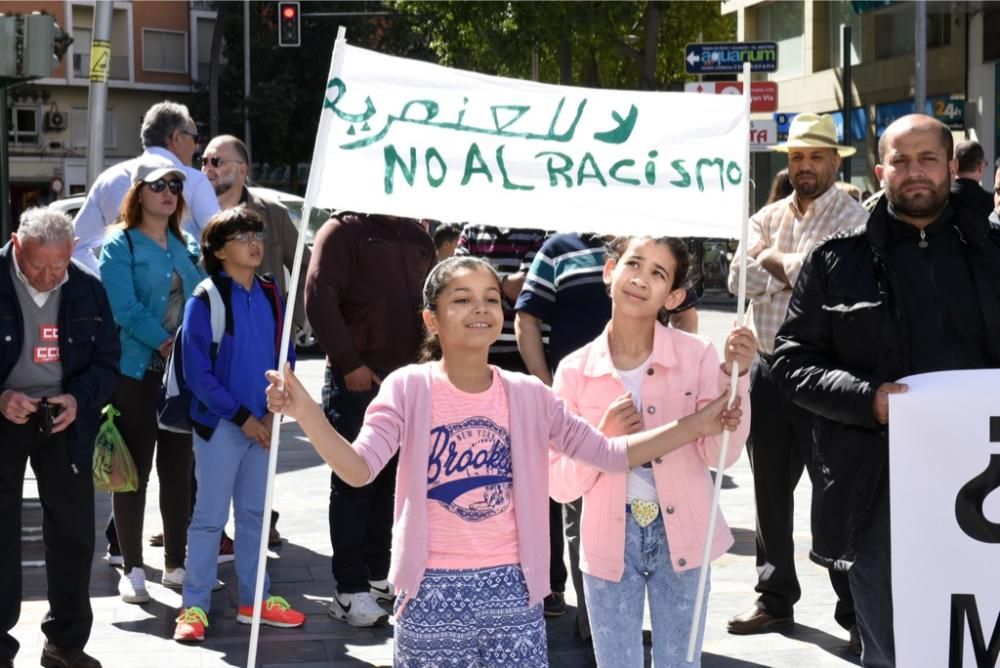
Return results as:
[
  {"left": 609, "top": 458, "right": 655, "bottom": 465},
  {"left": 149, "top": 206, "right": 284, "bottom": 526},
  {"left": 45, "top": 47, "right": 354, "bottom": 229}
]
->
[
  {"left": 549, "top": 323, "right": 750, "bottom": 581},
  {"left": 351, "top": 362, "right": 631, "bottom": 609}
]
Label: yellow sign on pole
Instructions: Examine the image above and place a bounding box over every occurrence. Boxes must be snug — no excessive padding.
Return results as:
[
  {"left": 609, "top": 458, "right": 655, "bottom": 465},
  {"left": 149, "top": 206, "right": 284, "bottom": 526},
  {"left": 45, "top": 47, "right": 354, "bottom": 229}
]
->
[{"left": 89, "top": 40, "right": 111, "bottom": 82}]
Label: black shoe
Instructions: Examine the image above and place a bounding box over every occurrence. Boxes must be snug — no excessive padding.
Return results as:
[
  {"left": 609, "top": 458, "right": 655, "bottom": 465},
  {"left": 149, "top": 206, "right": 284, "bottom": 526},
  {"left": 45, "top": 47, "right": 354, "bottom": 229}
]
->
[
  {"left": 727, "top": 604, "right": 794, "bottom": 635},
  {"left": 543, "top": 592, "right": 567, "bottom": 617},
  {"left": 848, "top": 625, "right": 862, "bottom": 656},
  {"left": 40, "top": 642, "right": 102, "bottom": 668}
]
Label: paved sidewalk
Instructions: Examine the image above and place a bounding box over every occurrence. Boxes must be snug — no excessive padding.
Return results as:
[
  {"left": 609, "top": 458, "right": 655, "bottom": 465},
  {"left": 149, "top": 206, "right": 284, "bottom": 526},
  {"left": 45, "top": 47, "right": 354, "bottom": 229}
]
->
[{"left": 15, "top": 309, "right": 863, "bottom": 667}]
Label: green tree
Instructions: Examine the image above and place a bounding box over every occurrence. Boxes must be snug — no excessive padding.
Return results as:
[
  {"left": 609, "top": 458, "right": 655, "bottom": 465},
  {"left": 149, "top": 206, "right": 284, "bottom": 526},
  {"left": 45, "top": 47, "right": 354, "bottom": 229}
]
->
[
  {"left": 198, "top": 0, "right": 435, "bottom": 192},
  {"left": 396, "top": 1, "right": 735, "bottom": 90}
]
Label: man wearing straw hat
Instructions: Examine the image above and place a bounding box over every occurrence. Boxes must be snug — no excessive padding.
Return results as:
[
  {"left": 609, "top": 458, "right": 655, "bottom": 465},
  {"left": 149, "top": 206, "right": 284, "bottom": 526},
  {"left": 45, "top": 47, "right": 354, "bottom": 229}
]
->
[{"left": 726, "top": 113, "right": 867, "bottom": 652}]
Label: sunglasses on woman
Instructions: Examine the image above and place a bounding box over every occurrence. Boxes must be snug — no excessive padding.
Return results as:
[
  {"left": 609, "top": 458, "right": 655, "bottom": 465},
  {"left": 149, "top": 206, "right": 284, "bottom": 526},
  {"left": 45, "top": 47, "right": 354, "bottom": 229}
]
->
[{"left": 146, "top": 178, "right": 184, "bottom": 195}]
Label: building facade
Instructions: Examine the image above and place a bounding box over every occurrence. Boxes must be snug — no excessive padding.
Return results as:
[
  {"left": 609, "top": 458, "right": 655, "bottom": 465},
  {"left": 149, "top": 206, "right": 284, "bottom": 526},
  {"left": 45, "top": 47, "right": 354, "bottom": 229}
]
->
[
  {"left": 722, "top": 0, "right": 978, "bottom": 210},
  {"left": 4, "top": 1, "right": 215, "bottom": 223}
]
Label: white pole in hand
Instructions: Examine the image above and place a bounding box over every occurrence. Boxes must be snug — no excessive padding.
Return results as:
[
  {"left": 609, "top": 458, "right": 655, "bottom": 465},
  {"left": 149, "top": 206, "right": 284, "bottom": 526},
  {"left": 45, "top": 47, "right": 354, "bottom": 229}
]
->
[
  {"left": 245, "top": 25, "right": 349, "bottom": 668},
  {"left": 686, "top": 60, "right": 753, "bottom": 663}
]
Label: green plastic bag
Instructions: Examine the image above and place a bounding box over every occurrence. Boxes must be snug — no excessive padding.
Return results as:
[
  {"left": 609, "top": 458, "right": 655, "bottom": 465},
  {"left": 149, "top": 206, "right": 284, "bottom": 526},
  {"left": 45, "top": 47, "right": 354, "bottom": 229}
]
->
[{"left": 92, "top": 405, "right": 138, "bottom": 493}]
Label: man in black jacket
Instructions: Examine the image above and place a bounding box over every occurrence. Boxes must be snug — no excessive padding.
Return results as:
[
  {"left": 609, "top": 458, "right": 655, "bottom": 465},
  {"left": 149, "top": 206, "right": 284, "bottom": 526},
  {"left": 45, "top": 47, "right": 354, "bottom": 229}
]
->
[
  {"left": 0, "top": 209, "right": 120, "bottom": 668},
  {"left": 772, "top": 114, "right": 1000, "bottom": 667},
  {"left": 951, "top": 139, "right": 994, "bottom": 216}
]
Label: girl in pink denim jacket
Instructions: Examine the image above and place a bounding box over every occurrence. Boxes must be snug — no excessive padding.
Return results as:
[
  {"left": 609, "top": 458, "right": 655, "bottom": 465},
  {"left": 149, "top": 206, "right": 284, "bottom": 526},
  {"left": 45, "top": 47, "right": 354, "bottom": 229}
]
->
[
  {"left": 266, "top": 256, "right": 743, "bottom": 667},
  {"left": 550, "top": 236, "right": 755, "bottom": 667}
]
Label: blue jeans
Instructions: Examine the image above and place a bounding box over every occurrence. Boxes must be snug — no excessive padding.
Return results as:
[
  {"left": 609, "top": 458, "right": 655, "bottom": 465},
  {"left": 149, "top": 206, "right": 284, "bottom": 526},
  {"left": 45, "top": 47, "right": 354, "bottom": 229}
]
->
[
  {"left": 393, "top": 564, "right": 548, "bottom": 667},
  {"left": 183, "top": 420, "right": 270, "bottom": 612},
  {"left": 848, "top": 484, "right": 894, "bottom": 668},
  {"left": 583, "top": 513, "right": 708, "bottom": 667}
]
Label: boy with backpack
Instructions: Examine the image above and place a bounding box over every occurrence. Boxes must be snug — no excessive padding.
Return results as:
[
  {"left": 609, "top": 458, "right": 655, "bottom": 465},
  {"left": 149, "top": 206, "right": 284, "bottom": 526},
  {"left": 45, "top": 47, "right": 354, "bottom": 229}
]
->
[{"left": 173, "top": 208, "right": 304, "bottom": 642}]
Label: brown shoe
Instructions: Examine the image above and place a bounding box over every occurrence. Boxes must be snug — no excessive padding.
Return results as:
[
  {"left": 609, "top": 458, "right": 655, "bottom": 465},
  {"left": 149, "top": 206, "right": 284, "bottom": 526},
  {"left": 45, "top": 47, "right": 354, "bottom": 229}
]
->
[
  {"left": 848, "top": 625, "right": 862, "bottom": 656},
  {"left": 727, "top": 605, "right": 794, "bottom": 635},
  {"left": 40, "top": 642, "right": 102, "bottom": 668}
]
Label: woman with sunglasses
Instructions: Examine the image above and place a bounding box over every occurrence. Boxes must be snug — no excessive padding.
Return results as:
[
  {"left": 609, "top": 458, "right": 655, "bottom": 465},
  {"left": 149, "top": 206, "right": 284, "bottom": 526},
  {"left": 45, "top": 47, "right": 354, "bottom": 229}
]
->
[{"left": 99, "top": 162, "right": 206, "bottom": 604}]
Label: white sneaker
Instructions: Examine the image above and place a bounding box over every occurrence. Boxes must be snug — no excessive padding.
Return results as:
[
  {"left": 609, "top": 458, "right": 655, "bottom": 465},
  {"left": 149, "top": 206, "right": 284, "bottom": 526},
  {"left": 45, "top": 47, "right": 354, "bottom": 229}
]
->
[
  {"left": 328, "top": 591, "right": 389, "bottom": 627},
  {"left": 119, "top": 568, "right": 150, "bottom": 603},
  {"left": 161, "top": 567, "right": 185, "bottom": 590},
  {"left": 368, "top": 578, "right": 395, "bottom": 603}
]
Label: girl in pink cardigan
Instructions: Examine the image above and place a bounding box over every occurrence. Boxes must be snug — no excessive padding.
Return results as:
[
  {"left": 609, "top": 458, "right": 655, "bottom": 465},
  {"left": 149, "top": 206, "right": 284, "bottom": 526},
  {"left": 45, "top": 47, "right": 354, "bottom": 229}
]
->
[
  {"left": 266, "top": 255, "right": 743, "bottom": 667},
  {"left": 549, "top": 236, "right": 755, "bottom": 667}
]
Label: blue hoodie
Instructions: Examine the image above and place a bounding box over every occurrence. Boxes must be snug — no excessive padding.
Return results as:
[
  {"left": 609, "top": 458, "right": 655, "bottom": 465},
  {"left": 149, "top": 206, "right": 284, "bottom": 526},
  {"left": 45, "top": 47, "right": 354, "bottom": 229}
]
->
[{"left": 181, "top": 273, "right": 294, "bottom": 438}]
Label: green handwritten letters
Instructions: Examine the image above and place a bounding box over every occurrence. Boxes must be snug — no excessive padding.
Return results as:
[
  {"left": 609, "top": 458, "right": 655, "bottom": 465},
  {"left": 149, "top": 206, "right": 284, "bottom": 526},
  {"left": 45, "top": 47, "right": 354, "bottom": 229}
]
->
[{"left": 327, "top": 76, "right": 743, "bottom": 197}]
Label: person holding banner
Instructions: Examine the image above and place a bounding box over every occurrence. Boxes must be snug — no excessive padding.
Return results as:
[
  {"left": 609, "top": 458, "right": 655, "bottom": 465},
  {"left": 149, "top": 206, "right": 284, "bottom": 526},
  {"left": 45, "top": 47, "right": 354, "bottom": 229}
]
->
[
  {"left": 264, "top": 255, "right": 743, "bottom": 667},
  {"left": 547, "top": 236, "right": 754, "bottom": 667},
  {"left": 726, "top": 113, "right": 867, "bottom": 649},
  {"left": 771, "top": 113, "right": 1000, "bottom": 667}
]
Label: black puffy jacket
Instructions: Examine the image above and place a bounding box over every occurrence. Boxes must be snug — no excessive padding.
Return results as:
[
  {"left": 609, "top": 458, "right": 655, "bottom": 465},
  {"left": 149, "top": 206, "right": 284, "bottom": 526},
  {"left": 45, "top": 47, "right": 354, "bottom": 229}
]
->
[{"left": 771, "top": 194, "right": 1000, "bottom": 569}]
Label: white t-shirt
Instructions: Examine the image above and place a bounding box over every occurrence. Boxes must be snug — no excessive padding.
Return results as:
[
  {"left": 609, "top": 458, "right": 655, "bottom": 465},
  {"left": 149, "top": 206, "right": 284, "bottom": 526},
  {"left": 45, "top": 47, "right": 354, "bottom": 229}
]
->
[{"left": 617, "top": 354, "right": 658, "bottom": 503}]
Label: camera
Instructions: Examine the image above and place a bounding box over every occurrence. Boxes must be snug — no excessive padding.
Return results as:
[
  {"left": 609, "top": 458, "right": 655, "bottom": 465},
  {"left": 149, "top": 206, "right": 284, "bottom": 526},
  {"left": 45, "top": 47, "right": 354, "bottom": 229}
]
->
[{"left": 37, "top": 398, "right": 57, "bottom": 437}]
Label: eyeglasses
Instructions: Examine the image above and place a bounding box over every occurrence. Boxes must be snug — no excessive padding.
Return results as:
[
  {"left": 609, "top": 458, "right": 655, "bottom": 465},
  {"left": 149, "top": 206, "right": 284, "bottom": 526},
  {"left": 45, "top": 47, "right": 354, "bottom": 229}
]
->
[
  {"left": 202, "top": 156, "right": 245, "bottom": 169},
  {"left": 179, "top": 129, "right": 200, "bottom": 142},
  {"left": 145, "top": 178, "right": 184, "bottom": 195},
  {"left": 227, "top": 231, "right": 265, "bottom": 245}
]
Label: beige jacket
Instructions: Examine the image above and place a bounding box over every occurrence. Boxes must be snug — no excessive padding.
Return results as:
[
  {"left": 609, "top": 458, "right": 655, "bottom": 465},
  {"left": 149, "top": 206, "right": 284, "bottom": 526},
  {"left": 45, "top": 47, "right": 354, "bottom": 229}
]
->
[{"left": 242, "top": 187, "right": 310, "bottom": 328}]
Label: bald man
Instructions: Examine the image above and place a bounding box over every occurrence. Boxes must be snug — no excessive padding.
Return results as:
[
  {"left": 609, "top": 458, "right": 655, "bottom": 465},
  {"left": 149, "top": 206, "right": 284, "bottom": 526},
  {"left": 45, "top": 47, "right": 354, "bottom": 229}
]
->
[
  {"left": 771, "top": 114, "right": 1000, "bottom": 666},
  {"left": 201, "top": 135, "right": 309, "bottom": 329}
]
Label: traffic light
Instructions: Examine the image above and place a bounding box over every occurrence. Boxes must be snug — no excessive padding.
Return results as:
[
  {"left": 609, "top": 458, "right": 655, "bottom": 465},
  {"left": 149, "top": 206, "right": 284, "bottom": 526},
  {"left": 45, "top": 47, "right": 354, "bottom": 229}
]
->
[{"left": 277, "top": 1, "right": 300, "bottom": 48}]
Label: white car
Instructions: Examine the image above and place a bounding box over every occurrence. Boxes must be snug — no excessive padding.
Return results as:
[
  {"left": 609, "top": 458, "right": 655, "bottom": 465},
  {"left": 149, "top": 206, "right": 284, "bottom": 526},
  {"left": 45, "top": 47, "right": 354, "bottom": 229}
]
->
[{"left": 49, "top": 188, "right": 330, "bottom": 353}]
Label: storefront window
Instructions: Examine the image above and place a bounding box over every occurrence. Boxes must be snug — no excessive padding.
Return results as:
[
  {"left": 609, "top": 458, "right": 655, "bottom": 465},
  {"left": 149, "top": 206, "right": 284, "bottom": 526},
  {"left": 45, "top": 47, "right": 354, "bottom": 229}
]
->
[{"left": 755, "top": 1, "right": 804, "bottom": 80}]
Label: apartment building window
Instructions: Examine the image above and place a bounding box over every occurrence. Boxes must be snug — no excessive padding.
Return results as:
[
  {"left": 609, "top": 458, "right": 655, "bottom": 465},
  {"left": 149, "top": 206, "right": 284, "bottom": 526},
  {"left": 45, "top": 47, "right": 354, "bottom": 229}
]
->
[
  {"left": 70, "top": 108, "right": 117, "bottom": 149},
  {"left": 193, "top": 17, "right": 216, "bottom": 83},
  {"left": 72, "top": 4, "right": 131, "bottom": 80},
  {"left": 6, "top": 106, "right": 40, "bottom": 145},
  {"left": 143, "top": 29, "right": 188, "bottom": 74},
  {"left": 755, "top": 1, "right": 804, "bottom": 80},
  {"left": 829, "top": 1, "right": 863, "bottom": 67},
  {"left": 875, "top": 4, "right": 951, "bottom": 59}
]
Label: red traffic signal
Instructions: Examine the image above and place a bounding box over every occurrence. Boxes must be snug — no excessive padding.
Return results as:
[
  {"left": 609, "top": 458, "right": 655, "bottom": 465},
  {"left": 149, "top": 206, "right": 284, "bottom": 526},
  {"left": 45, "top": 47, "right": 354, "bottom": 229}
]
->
[{"left": 278, "top": 1, "right": 300, "bottom": 47}]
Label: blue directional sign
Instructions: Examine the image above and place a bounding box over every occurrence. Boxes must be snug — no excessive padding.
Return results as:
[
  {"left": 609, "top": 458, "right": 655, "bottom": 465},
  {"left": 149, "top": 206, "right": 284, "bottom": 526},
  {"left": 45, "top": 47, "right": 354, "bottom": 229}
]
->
[{"left": 685, "top": 42, "right": 778, "bottom": 74}]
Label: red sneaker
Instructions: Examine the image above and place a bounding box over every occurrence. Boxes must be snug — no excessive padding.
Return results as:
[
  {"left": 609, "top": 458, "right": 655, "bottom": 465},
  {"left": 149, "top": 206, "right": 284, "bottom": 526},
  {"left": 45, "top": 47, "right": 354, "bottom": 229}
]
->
[
  {"left": 174, "top": 606, "right": 208, "bottom": 642},
  {"left": 237, "top": 596, "right": 305, "bottom": 628}
]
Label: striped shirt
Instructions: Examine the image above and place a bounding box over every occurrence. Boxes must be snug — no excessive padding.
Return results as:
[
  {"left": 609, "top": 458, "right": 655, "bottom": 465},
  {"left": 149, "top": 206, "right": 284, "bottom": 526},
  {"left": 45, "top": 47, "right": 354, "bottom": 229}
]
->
[
  {"left": 455, "top": 225, "right": 549, "bottom": 371},
  {"left": 516, "top": 233, "right": 611, "bottom": 369},
  {"left": 728, "top": 185, "right": 869, "bottom": 353}
]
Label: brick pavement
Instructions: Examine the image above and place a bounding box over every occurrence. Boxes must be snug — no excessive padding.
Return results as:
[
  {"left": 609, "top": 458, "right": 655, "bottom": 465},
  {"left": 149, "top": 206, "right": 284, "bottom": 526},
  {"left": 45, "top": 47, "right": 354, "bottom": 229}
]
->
[{"left": 14, "top": 308, "right": 863, "bottom": 667}]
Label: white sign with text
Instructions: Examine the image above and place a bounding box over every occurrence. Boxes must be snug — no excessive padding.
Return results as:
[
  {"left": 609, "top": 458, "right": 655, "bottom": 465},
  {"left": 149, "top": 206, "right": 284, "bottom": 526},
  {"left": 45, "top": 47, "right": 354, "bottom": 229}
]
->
[
  {"left": 890, "top": 369, "right": 1000, "bottom": 667},
  {"left": 305, "top": 43, "right": 748, "bottom": 238}
]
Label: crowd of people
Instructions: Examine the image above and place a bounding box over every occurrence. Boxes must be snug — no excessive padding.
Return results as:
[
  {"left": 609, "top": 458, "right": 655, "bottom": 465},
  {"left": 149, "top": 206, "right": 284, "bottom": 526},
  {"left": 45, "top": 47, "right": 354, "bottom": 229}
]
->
[{"left": 1, "top": 99, "right": 997, "bottom": 668}]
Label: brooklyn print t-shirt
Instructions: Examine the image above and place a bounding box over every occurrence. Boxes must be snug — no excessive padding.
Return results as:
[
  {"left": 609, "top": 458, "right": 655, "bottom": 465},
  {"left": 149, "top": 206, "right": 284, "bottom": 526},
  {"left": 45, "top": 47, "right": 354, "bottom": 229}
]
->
[{"left": 426, "top": 365, "right": 519, "bottom": 569}]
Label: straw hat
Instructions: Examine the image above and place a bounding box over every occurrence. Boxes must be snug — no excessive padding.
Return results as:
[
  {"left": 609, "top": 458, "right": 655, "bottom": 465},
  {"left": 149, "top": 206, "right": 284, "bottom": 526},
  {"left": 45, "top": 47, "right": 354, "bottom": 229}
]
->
[{"left": 772, "top": 113, "right": 856, "bottom": 157}]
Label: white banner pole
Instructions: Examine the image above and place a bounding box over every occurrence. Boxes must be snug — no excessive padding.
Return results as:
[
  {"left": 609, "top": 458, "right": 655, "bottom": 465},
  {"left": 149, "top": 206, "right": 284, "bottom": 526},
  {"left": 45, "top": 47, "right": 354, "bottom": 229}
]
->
[
  {"left": 686, "top": 60, "right": 752, "bottom": 663},
  {"left": 245, "top": 26, "right": 349, "bottom": 668}
]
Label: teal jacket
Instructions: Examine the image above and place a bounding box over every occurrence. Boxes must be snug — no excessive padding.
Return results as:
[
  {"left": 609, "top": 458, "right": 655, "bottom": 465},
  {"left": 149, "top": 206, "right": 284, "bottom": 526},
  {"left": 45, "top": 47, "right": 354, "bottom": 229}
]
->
[{"left": 99, "top": 227, "right": 204, "bottom": 379}]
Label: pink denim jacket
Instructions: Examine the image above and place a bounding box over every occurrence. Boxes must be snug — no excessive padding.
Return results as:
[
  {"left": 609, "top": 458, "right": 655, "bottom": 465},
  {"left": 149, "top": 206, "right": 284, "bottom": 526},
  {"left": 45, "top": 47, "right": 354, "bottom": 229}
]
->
[
  {"left": 350, "top": 363, "right": 631, "bottom": 609},
  {"left": 549, "top": 323, "right": 750, "bottom": 581}
]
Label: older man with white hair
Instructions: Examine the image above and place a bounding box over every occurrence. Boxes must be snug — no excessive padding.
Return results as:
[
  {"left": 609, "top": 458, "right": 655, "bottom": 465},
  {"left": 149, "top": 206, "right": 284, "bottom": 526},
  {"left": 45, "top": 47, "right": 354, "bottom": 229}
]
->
[
  {"left": 72, "top": 101, "right": 220, "bottom": 274},
  {"left": 0, "top": 209, "right": 120, "bottom": 668}
]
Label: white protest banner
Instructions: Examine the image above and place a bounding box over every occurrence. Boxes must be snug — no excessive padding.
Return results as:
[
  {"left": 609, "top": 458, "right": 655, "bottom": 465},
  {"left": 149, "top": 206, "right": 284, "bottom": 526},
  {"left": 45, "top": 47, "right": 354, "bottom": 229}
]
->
[
  {"left": 307, "top": 43, "right": 747, "bottom": 238},
  {"left": 889, "top": 370, "right": 1000, "bottom": 667}
]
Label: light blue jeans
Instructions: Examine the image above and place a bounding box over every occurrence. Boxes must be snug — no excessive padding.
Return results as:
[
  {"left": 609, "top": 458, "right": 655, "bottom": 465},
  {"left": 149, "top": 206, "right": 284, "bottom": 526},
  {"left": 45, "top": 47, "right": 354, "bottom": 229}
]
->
[
  {"left": 583, "top": 513, "right": 708, "bottom": 667},
  {"left": 183, "top": 420, "right": 271, "bottom": 612}
]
